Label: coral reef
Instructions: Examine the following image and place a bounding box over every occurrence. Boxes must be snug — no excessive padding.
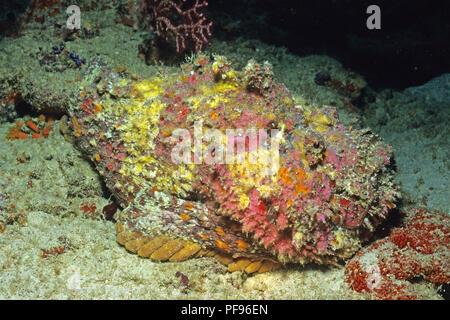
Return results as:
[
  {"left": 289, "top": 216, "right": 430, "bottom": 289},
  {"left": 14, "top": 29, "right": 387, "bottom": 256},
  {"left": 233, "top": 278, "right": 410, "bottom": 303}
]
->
[
  {"left": 0, "top": 116, "right": 108, "bottom": 224},
  {"left": 345, "top": 206, "right": 450, "bottom": 300},
  {"left": 64, "top": 54, "right": 398, "bottom": 272}
]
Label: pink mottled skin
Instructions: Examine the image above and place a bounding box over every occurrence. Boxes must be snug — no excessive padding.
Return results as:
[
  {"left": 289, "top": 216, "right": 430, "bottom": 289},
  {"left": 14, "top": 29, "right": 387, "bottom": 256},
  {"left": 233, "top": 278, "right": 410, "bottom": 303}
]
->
[
  {"left": 69, "top": 57, "right": 399, "bottom": 266},
  {"left": 325, "top": 149, "right": 340, "bottom": 168}
]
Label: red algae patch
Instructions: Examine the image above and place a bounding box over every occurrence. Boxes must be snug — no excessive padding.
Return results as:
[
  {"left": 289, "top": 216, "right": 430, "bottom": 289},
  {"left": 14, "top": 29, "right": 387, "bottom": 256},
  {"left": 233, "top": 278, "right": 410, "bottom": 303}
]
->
[{"left": 345, "top": 207, "right": 449, "bottom": 299}]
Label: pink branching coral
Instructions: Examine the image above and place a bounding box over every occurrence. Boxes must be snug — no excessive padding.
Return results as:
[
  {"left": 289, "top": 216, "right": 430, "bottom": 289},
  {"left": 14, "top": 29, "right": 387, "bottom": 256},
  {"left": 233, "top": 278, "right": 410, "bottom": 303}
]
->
[{"left": 138, "top": 0, "right": 212, "bottom": 52}]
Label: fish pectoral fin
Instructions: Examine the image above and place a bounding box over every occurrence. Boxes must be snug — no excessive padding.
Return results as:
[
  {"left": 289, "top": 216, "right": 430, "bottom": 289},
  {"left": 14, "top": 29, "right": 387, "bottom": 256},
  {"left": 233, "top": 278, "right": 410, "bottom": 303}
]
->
[
  {"left": 116, "top": 222, "right": 203, "bottom": 262},
  {"left": 227, "top": 258, "right": 281, "bottom": 274}
]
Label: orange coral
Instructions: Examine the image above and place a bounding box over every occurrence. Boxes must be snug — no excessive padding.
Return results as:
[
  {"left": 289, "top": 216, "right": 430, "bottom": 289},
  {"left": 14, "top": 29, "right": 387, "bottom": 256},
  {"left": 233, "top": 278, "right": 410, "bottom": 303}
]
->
[
  {"left": 41, "top": 125, "right": 52, "bottom": 137},
  {"left": 6, "top": 127, "right": 28, "bottom": 140},
  {"left": 31, "top": 133, "right": 43, "bottom": 139},
  {"left": 26, "top": 120, "right": 39, "bottom": 133}
]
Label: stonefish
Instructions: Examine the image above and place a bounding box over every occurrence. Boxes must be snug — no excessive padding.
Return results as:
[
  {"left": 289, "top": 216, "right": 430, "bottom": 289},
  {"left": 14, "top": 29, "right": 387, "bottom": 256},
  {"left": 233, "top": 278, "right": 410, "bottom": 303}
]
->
[{"left": 65, "top": 55, "right": 398, "bottom": 273}]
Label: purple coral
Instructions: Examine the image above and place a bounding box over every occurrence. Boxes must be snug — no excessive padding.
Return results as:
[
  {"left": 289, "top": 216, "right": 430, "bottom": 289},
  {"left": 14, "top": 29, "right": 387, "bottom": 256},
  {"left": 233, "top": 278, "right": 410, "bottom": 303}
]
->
[{"left": 137, "top": 0, "right": 212, "bottom": 52}]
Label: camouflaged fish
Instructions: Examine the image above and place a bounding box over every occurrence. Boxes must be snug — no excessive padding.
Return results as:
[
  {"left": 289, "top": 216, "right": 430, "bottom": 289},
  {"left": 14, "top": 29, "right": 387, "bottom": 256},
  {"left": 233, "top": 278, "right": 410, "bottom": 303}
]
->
[{"left": 65, "top": 55, "right": 398, "bottom": 274}]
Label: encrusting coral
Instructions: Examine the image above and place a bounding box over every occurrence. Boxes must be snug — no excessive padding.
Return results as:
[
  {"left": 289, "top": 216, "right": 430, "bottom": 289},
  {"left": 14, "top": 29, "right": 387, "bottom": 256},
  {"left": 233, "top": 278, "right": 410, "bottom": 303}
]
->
[{"left": 64, "top": 54, "right": 399, "bottom": 273}]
